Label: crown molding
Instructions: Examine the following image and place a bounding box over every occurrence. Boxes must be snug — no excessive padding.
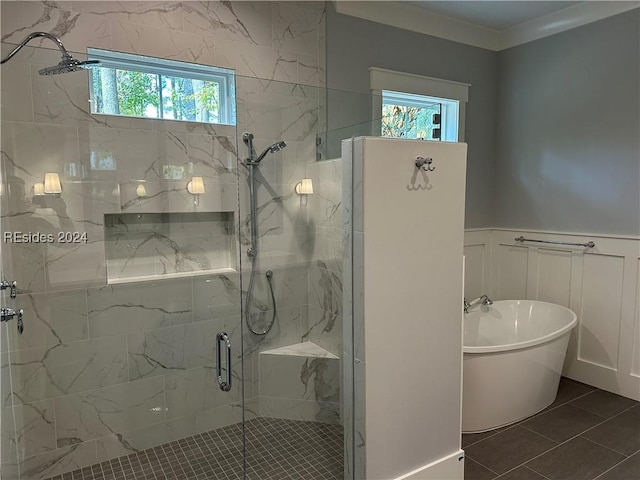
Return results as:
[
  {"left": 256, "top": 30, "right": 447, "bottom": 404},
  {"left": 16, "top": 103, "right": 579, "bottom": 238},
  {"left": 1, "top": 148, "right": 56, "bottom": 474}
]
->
[
  {"left": 499, "top": 1, "right": 640, "bottom": 50},
  {"left": 333, "top": 1, "right": 500, "bottom": 50},
  {"left": 333, "top": 1, "right": 640, "bottom": 51}
]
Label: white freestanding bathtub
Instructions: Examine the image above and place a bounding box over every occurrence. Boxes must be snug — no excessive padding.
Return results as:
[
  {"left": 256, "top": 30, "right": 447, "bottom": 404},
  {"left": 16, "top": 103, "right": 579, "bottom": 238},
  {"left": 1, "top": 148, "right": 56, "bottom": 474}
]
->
[{"left": 462, "top": 300, "right": 577, "bottom": 433}]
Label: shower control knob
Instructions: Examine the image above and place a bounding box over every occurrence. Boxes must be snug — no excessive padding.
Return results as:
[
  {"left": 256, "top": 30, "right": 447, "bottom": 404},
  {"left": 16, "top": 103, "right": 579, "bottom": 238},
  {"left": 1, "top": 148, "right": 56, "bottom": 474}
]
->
[{"left": 247, "top": 247, "right": 257, "bottom": 257}]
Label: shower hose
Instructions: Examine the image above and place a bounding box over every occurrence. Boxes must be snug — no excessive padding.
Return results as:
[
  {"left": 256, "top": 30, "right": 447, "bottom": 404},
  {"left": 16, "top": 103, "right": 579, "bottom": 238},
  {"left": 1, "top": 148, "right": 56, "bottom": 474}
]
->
[{"left": 244, "top": 255, "right": 277, "bottom": 335}]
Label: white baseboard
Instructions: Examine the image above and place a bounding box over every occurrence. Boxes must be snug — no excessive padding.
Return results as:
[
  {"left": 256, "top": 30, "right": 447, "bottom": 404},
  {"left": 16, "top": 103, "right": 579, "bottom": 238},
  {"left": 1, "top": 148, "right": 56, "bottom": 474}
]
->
[{"left": 393, "top": 450, "right": 465, "bottom": 480}]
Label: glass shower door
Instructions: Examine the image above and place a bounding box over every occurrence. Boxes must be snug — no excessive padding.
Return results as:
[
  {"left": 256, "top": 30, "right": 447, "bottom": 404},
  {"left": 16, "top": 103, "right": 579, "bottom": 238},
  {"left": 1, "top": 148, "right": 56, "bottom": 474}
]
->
[{"left": 0, "top": 41, "right": 245, "bottom": 480}]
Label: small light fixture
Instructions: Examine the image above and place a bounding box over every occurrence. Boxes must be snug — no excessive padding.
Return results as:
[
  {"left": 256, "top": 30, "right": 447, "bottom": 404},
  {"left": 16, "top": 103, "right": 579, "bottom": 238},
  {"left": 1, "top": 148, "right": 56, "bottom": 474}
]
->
[
  {"left": 136, "top": 184, "right": 148, "bottom": 198},
  {"left": 43, "top": 172, "right": 62, "bottom": 194},
  {"left": 187, "top": 176, "right": 205, "bottom": 206},
  {"left": 295, "top": 178, "right": 313, "bottom": 206},
  {"left": 33, "top": 182, "right": 45, "bottom": 196}
]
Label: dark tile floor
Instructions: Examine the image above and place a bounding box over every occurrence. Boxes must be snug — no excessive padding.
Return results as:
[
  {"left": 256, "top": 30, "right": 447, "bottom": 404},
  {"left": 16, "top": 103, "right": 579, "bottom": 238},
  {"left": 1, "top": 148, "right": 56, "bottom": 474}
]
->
[
  {"left": 46, "top": 417, "right": 343, "bottom": 480},
  {"left": 464, "top": 377, "right": 640, "bottom": 480}
]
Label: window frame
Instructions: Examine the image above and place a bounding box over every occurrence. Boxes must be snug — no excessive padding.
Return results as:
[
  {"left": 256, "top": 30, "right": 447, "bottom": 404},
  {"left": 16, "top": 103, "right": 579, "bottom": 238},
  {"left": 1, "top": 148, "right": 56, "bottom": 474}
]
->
[
  {"left": 87, "top": 48, "right": 236, "bottom": 125},
  {"left": 370, "top": 67, "right": 470, "bottom": 142}
]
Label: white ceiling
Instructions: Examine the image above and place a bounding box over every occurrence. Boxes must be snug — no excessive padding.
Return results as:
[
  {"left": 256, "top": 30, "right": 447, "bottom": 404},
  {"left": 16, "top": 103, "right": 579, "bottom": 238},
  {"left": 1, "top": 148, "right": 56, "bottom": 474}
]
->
[{"left": 407, "top": 1, "right": 582, "bottom": 30}]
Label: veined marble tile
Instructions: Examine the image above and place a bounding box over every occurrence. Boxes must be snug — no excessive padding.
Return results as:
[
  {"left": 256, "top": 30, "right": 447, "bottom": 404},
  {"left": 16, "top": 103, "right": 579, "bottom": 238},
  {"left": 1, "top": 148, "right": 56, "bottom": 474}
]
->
[
  {"left": 87, "top": 278, "right": 192, "bottom": 338},
  {"left": 0, "top": 404, "right": 19, "bottom": 478},
  {"left": 0, "top": 60, "right": 34, "bottom": 122},
  {"left": 71, "top": 1, "right": 184, "bottom": 31},
  {"left": 0, "top": 1, "right": 111, "bottom": 54},
  {"left": 259, "top": 396, "right": 339, "bottom": 425},
  {"left": 259, "top": 350, "right": 339, "bottom": 402},
  {"left": 342, "top": 351, "right": 354, "bottom": 480},
  {"left": 305, "top": 305, "right": 342, "bottom": 358},
  {"left": 118, "top": 180, "right": 237, "bottom": 214},
  {"left": 127, "top": 317, "right": 241, "bottom": 381},
  {"left": 1, "top": 241, "right": 47, "bottom": 295},
  {"left": 10, "top": 336, "right": 129, "bottom": 404},
  {"left": 95, "top": 415, "right": 196, "bottom": 463},
  {"left": 216, "top": 39, "right": 297, "bottom": 84},
  {"left": 1, "top": 122, "right": 80, "bottom": 184},
  {"left": 3, "top": 399, "right": 57, "bottom": 460},
  {"left": 112, "top": 20, "right": 216, "bottom": 66},
  {"left": 245, "top": 92, "right": 318, "bottom": 143},
  {"left": 7, "top": 290, "right": 88, "bottom": 352},
  {"left": 183, "top": 1, "right": 272, "bottom": 47},
  {"left": 17, "top": 438, "right": 97, "bottom": 480},
  {"left": 186, "top": 133, "right": 237, "bottom": 184},
  {"left": 308, "top": 158, "right": 344, "bottom": 229},
  {"left": 353, "top": 356, "right": 366, "bottom": 480},
  {"left": 353, "top": 232, "right": 365, "bottom": 363},
  {"left": 31, "top": 60, "right": 97, "bottom": 126},
  {"left": 44, "top": 239, "right": 107, "bottom": 291},
  {"left": 164, "top": 364, "right": 242, "bottom": 420},
  {"left": 243, "top": 306, "right": 308, "bottom": 361},
  {"left": 192, "top": 272, "right": 242, "bottom": 321},
  {"left": 58, "top": 181, "right": 121, "bottom": 230},
  {"left": 276, "top": 137, "right": 316, "bottom": 185},
  {"left": 1, "top": 352, "right": 12, "bottom": 408},
  {"left": 308, "top": 261, "right": 343, "bottom": 316},
  {"left": 272, "top": 2, "right": 323, "bottom": 57},
  {"left": 298, "top": 53, "right": 320, "bottom": 87},
  {"left": 195, "top": 402, "right": 244, "bottom": 433},
  {"left": 54, "top": 376, "right": 165, "bottom": 448}
]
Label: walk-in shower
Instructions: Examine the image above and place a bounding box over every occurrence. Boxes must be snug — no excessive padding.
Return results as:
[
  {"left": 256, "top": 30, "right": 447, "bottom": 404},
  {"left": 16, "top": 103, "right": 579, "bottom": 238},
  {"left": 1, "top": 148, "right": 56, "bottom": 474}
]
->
[
  {"left": 0, "top": 31, "right": 99, "bottom": 74},
  {"left": 242, "top": 132, "right": 287, "bottom": 335}
]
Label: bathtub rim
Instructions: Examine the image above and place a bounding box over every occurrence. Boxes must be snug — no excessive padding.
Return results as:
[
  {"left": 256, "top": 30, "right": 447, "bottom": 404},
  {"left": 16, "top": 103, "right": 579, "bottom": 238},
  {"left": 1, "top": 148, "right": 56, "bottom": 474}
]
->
[{"left": 463, "top": 300, "right": 577, "bottom": 354}]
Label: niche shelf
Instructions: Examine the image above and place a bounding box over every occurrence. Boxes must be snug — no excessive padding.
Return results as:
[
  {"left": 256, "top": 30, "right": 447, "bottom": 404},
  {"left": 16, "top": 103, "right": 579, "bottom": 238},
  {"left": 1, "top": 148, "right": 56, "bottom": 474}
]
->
[{"left": 104, "top": 211, "right": 237, "bottom": 284}]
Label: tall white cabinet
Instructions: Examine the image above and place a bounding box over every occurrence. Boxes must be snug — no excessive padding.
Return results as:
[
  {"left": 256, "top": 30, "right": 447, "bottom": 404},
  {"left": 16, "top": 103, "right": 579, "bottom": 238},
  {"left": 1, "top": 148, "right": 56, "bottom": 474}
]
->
[{"left": 343, "top": 137, "right": 467, "bottom": 480}]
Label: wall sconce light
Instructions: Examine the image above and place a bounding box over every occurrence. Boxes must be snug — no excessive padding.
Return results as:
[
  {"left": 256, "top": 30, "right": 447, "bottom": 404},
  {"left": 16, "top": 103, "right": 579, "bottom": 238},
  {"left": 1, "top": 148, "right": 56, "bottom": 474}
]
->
[
  {"left": 187, "top": 176, "right": 205, "bottom": 206},
  {"left": 136, "top": 184, "right": 148, "bottom": 198},
  {"left": 43, "top": 173, "right": 62, "bottom": 194},
  {"left": 33, "top": 183, "right": 45, "bottom": 196},
  {"left": 295, "top": 178, "right": 313, "bottom": 206}
]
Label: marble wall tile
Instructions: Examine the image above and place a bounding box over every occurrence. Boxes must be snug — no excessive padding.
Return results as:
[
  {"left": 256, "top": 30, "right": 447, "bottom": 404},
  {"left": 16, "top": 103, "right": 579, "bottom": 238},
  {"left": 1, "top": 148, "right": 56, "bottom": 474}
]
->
[
  {"left": 59, "top": 181, "right": 121, "bottom": 230},
  {"left": 31, "top": 60, "right": 96, "bottom": 126},
  {"left": 164, "top": 363, "right": 243, "bottom": 420},
  {"left": 0, "top": 60, "right": 34, "bottom": 122},
  {"left": 1, "top": 406, "right": 19, "bottom": 478},
  {"left": 8, "top": 290, "right": 88, "bottom": 352},
  {"left": 2, "top": 399, "right": 56, "bottom": 462},
  {"left": 259, "top": 396, "right": 339, "bottom": 424},
  {"left": 112, "top": 20, "right": 216, "bottom": 66},
  {"left": 195, "top": 402, "right": 244, "bottom": 433},
  {"left": 71, "top": 2, "right": 184, "bottom": 31},
  {"left": 87, "top": 278, "right": 192, "bottom": 338},
  {"left": 183, "top": 1, "right": 273, "bottom": 47},
  {"left": 128, "top": 317, "right": 241, "bottom": 381},
  {"left": 306, "top": 304, "right": 342, "bottom": 358},
  {"left": 244, "top": 92, "right": 318, "bottom": 143},
  {"left": 54, "top": 376, "right": 165, "bottom": 448},
  {"left": 298, "top": 53, "right": 320, "bottom": 88},
  {"left": 186, "top": 133, "right": 237, "bottom": 184},
  {"left": 244, "top": 306, "right": 308, "bottom": 360},
  {"left": 216, "top": 40, "right": 298, "bottom": 84},
  {"left": 0, "top": 1, "right": 111, "bottom": 54},
  {"left": 18, "top": 439, "right": 97, "bottom": 480},
  {"left": 44, "top": 239, "right": 107, "bottom": 291},
  {"left": 259, "top": 353, "right": 339, "bottom": 403},
  {"left": 342, "top": 351, "right": 354, "bottom": 480},
  {"left": 308, "top": 262, "right": 343, "bottom": 318},
  {"left": 1, "top": 242, "right": 47, "bottom": 295},
  {"left": 1, "top": 122, "right": 80, "bottom": 184},
  {"left": 1, "top": 352, "right": 13, "bottom": 408},
  {"left": 272, "top": 2, "right": 323, "bottom": 57},
  {"left": 10, "top": 335, "right": 129, "bottom": 404},
  {"left": 192, "top": 272, "right": 242, "bottom": 321},
  {"left": 276, "top": 137, "right": 317, "bottom": 186}
]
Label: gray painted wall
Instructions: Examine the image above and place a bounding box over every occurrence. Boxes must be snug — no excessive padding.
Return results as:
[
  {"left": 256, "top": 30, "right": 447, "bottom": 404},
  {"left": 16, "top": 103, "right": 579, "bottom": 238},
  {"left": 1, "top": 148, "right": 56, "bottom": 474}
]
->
[
  {"left": 494, "top": 9, "right": 640, "bottom": 236},
  {"left": 326, "top": 3, "right": 499, "bottom": 229}
]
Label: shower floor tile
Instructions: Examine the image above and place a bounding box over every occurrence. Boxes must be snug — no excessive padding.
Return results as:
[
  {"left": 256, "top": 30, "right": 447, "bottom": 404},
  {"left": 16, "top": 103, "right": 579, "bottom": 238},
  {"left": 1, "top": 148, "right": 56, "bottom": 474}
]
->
[{"left": 45, "top": 417, "right": 343, "bottom": 480}]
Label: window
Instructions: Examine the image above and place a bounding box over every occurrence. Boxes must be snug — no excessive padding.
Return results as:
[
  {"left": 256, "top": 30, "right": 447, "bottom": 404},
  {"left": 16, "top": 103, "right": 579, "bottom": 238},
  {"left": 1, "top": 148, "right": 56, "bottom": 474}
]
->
[
  {"left": 88, "top": 48, "right": 236, "bottom": 125},
  {"left": 382, "top": 90, "right": 459, "bottom": 141},
  {"left": 370, "top": 67, "right": 470, "bottom": 143}
]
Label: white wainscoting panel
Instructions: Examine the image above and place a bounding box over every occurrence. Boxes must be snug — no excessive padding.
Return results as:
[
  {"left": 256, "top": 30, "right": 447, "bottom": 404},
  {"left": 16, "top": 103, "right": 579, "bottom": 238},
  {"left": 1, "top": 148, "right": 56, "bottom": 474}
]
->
[
  {"left": 463, "top": 229, "right": 639, "bottom": 400},
  {"left": 496, "top": 244, "right": 528, "bottom": 300},
  {"left": 578, "top": 253, "right": 624, "bottom": 370}
]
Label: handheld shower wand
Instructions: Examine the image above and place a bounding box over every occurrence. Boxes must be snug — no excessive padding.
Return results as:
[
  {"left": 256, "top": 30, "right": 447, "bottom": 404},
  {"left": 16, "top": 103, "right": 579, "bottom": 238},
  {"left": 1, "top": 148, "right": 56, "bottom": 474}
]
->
[
  {"left": 1, "top": 31, "right": 100, "bottom": 75},
  {"left": 242, "top": 132, "right": 287, "bottom": 335}
]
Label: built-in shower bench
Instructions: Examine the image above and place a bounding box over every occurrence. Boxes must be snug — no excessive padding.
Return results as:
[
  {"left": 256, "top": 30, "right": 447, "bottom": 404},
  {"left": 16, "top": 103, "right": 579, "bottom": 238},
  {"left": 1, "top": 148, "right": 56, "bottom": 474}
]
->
[{"left": 258, "top": 342, "right": 340, "bottom": 424}]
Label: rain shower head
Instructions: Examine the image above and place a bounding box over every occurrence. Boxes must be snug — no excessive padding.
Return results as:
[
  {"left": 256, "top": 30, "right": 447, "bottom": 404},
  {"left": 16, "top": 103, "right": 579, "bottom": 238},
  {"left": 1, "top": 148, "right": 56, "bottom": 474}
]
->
[
  {"left": 1, "top": 31, "right": 100, "bottom": 75},
  {"left": 38, "top": 55, "right": 100, "bottom": 75}
]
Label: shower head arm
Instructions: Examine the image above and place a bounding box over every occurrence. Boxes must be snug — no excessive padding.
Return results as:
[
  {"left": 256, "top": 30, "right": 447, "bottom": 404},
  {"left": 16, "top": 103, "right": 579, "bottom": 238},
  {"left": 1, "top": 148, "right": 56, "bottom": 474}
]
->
[{"left": 1, "top": 31, "right": 70, "bottom": 65}]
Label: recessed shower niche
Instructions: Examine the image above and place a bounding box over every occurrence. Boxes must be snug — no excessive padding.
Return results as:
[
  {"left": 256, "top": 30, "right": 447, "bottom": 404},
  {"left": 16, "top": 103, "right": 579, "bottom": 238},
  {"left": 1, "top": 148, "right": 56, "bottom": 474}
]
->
[{"left": 104, "top": 211, "right": 236, "bottom": 284}]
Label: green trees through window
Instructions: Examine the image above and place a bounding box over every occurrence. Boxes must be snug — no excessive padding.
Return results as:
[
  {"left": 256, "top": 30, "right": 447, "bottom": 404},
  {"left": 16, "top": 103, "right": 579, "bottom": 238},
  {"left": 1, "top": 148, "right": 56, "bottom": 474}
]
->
[{"left": 88, "top": 48, "right": 235, "bottom": 125}]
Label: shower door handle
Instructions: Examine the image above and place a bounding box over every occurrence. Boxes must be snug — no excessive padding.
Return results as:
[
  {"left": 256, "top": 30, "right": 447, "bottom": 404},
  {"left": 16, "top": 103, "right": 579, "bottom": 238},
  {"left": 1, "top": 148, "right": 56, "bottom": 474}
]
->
[{"left": 216, "top": 331, "right": 232, "bottom": 392}]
